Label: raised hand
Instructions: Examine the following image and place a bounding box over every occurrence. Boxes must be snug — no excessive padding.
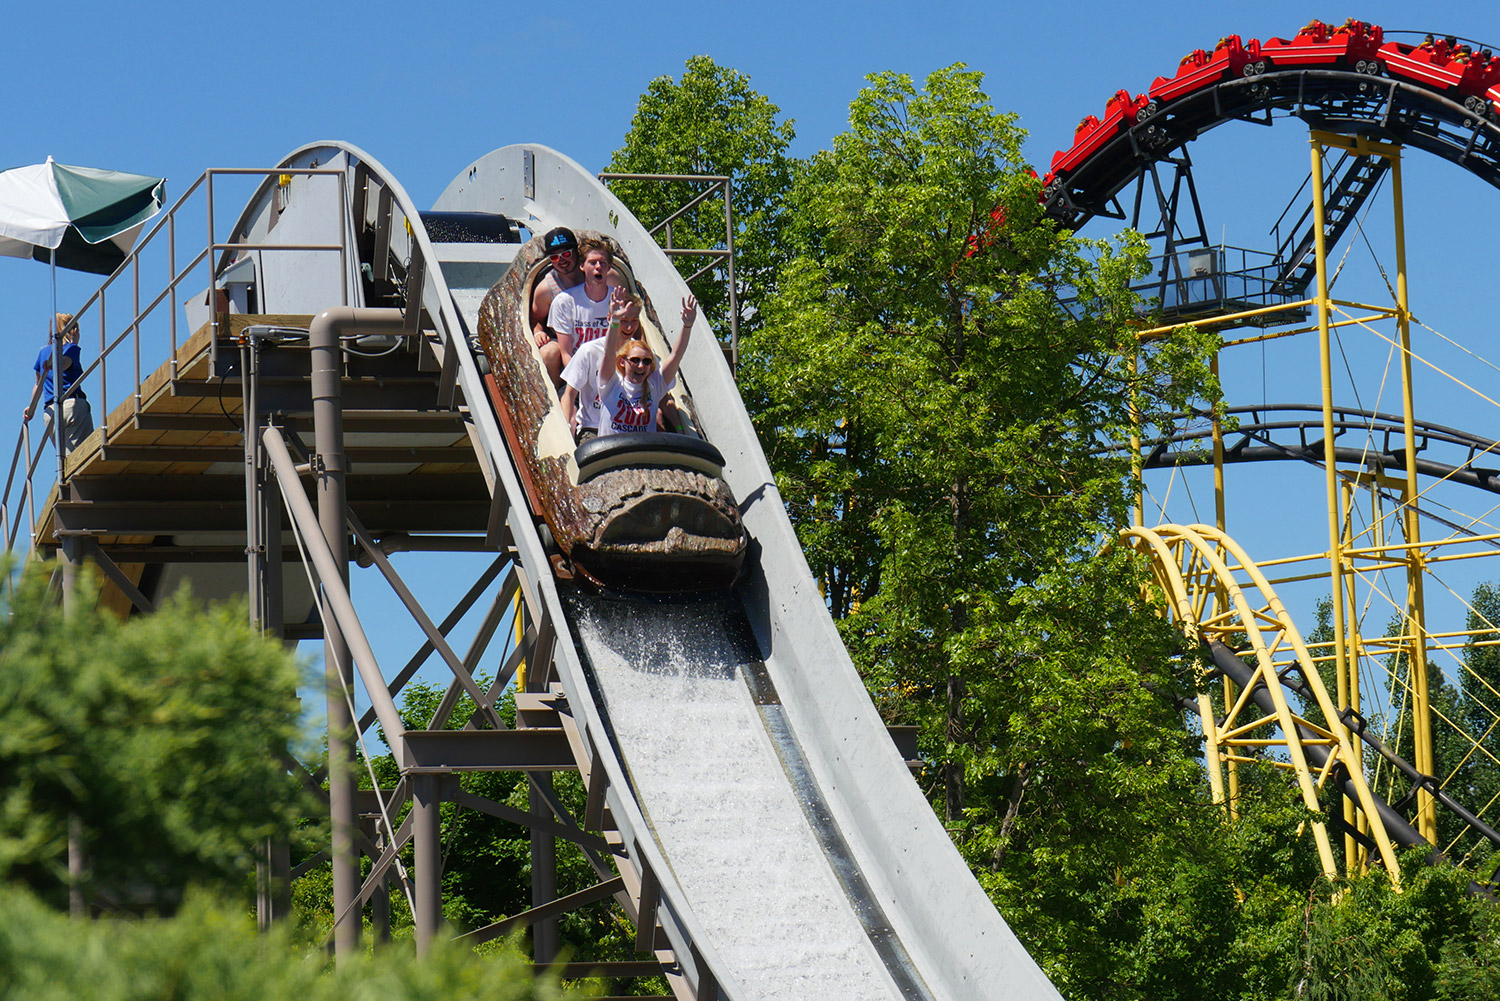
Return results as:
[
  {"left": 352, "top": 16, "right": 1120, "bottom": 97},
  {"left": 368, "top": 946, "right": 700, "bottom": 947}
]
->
[
  {"left": 681, "top": 295, "right": 698, "bottom": 328},
  {"left": 610, "top": 285, "right": 633, "bottom": 321}
]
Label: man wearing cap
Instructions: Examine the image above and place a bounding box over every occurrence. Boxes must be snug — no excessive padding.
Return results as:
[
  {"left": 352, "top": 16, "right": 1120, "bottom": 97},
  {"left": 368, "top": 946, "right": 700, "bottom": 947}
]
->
[{"left": 530, "top": 227, "right": 585, "bottom": 384}]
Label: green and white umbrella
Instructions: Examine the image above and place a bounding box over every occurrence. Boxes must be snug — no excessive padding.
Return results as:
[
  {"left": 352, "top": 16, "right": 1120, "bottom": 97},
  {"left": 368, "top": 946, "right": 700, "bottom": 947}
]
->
[{"left": 0, "top": 157, "right": 166, "bottom": 275}]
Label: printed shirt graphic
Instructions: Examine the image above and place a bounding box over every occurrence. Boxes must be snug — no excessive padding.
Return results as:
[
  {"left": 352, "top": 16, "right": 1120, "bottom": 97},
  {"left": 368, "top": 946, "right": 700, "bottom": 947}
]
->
[
  {"left": 596, "top": 370, "right": 674, "bottom": 438},
  {"left": 546, "top": 284, "right": 613, "bottom": 347}
]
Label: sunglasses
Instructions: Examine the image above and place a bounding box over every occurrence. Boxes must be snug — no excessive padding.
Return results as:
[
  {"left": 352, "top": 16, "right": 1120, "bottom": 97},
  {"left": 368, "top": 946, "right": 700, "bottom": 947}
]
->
[
  {"left": 548, "top": 250, "right": 574, "bottom": 262},
  {"left": 624, "top": 357, "right": 653, "bottom": 368}
]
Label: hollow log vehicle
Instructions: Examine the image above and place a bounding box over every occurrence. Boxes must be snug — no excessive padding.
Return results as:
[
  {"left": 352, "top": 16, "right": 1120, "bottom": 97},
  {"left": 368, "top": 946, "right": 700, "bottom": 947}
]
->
[{"left": 474, "top": 232, "right": 747, "bottom": 593}]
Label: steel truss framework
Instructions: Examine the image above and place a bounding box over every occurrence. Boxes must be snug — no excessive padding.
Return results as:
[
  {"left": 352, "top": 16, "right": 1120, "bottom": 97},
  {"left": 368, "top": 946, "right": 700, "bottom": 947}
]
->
[
  {"left": 5, "top": 143, "right": 1025, "bottom": 1001},
  {"left": 1128, "top": 128, "right": 1500, "bottom": 884},
  {"left": 4, "top": 153, "right": 728, "bottom": 999}
]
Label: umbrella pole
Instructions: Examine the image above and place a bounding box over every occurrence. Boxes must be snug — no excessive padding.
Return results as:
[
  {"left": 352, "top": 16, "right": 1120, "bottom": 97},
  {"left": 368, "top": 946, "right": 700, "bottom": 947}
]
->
[
  {"left": 50, "top": 255, "right": 81, "bottom": 613},
  {"left": 50, "top": 255, "right": 63, "bottom": 485}
]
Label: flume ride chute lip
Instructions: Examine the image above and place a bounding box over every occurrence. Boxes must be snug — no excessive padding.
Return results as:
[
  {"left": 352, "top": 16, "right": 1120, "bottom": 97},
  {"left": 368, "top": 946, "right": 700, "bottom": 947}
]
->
[
  {"left": 0, "top": 157, "right": 167, "bottom": 275},
  {"left": 475, "top": 231, "right": 747, "bottom": 594}
]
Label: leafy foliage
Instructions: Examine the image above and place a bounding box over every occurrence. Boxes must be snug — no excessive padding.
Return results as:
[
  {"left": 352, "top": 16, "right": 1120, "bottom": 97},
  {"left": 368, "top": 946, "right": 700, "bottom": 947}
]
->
[
  {"left": 604, "top": 55, "right": 796, "bottom": 337},
  {"left": 0, "top": 565, "right": 309, "bottom": 910},
  {"left": 0, "top": 883, "right": 559, "bottom": 1001},
  {"left": 741, "top": 63, "right": 1223, "bottom": 828}
]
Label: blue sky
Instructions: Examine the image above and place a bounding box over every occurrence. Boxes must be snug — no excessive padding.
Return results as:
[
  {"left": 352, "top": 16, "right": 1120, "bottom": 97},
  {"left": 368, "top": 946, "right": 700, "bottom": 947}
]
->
[{"left": 5, "top": 0, "right": 1500, "bottom": 709}]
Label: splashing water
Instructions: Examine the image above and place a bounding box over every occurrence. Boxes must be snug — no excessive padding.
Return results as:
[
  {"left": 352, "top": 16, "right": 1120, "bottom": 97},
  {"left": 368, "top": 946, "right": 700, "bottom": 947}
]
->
[{"left": 568, "top": 592, "right": 907, "bottom": 1001}]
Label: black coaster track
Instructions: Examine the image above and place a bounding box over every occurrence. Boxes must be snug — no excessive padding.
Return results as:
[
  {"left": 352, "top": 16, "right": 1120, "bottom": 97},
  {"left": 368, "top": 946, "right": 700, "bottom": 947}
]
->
[{"left": 1045, "top": 68, "right": 1500, "bottom": 231}]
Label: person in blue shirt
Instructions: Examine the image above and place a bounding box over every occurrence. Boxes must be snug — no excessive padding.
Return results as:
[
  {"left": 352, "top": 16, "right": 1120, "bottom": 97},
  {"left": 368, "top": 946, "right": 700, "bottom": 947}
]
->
[{"left": 23, "top": 312, "right": 94, "bottom": 452}]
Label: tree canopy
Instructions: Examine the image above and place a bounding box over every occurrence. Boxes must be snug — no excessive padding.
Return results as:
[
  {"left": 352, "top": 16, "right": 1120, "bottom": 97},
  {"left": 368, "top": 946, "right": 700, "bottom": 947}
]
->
[
  {"left": 604, "top": 55, "right": 796, "bottom": 337},
  {"left": 0, "top": 566, "right": 309, "bottom": 910}
]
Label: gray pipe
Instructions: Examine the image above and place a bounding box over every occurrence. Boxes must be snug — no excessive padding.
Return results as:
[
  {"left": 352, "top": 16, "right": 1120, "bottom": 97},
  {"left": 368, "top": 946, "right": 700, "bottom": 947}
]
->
[{"left": 309, "top": 306, "right": 407, "bottom": 958}]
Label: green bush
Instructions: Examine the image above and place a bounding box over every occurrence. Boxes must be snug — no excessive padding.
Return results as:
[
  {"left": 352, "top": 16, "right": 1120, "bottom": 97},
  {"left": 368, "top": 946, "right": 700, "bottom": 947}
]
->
[
  {"left": 0, "top": 565, "right": 311, "bottom": 909},
  {"left": 0, "top": 885, "right": 560, "bottom": 1001}
]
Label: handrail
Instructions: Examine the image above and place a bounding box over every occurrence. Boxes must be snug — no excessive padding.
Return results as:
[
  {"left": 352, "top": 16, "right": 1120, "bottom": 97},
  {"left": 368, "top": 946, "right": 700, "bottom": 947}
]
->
[{"left": 3, "top": 165, "right": 348, "bottom": 565}]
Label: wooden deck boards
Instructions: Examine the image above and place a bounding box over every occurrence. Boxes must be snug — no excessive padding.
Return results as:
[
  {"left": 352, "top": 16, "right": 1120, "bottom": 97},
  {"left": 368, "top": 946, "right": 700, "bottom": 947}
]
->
[{"left": 34, "top": 315, "right": 488, "bottom": 570}]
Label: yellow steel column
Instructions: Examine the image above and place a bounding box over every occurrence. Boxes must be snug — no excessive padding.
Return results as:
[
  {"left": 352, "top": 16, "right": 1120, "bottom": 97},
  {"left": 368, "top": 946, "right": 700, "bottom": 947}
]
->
[
  {"left": 1339, "top": 476, "right": 1358, "bottom": 873},
  {"left": 1310, "top": 135, "right": 1352, "bottom": 820},
  {"left": 1130, "top": 348, "right": 1144, "bottom": 527},
  {"left": 1210, "top": 351, "right": 1237, "bottom": 813},
  {"left": 1389, "top": 149, "right": 1438, "bottom": 843},
  {"left": 1349, "top": 475, "right": 1374, "bottom": 859},
  {"left": 514, "top": 588, "right": 527, "bottom": 691}
]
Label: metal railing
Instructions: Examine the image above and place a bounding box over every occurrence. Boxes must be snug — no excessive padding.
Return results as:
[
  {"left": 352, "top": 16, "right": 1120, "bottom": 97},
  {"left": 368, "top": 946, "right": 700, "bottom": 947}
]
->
[
  {"left": 1, "top": 166, "right": 348, "bottom": 559},
  {"left": 1139, "top": 245, "right": 1309, "bottom": 321},
  {"left": 597, "top": 171, "right": 740, "bottom": 370}
]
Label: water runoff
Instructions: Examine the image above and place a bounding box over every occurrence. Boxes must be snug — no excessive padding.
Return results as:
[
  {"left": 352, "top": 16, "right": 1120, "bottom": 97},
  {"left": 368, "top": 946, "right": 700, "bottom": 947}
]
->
[{"left": 564, "top": 589, "right": 930, "bottom": 1001}]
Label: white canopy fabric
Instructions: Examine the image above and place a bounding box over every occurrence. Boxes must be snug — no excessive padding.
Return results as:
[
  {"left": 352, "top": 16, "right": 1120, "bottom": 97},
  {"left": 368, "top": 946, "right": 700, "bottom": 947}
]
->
[{"left": 0, "top": 161, "right": 71, "bottom": 255}]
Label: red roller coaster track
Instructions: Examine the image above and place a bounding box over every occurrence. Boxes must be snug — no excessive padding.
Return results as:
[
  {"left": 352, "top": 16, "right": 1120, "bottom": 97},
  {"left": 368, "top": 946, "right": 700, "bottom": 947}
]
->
[{"left": 1038, "top": 19, "right": 1500, "bottom": 230}]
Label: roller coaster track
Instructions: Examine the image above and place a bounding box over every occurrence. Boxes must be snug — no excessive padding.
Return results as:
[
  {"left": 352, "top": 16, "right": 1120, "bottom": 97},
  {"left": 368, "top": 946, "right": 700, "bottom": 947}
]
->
[
  {"left": 1124, "top": 522, "right": 1407, "bottom": 881},
  {"left": 4, "top": 143, "right": 1059, "bottom": 999},
  {"left": 1044, "top": 66, "right": 1500, "bottom": 231},
  {"left": 1123, "top": 523, "right": 1500, "bottom": 884},
  {"left": 1142, "top": 405, "right": 1500, "bottom": 496},
  {"left": 1031, "top": 24, "right": 1500, "bottom": 885}
]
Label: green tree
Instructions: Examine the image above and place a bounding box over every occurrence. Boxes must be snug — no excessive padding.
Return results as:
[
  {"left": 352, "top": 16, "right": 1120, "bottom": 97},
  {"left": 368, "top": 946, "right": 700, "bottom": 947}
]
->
[
  {"left": 604, "top": 55, "right": 796, "bottom": 339},
  {"left": 0, "top": 565, "right": 308, "bottom": 911},
  {"left": 740, "top": 64, "right": 1229, "bottom": 995},
  {"left": 743, "top": 62, "right": 1221, "bottom": 815},
  {"left": 1460, "top": 582, "right": 1500, "bottom": 852}
]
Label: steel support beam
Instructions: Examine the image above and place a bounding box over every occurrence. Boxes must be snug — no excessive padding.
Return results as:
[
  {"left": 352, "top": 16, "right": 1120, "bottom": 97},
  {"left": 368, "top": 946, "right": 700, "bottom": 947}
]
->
[{"left": 412, "top": 772, "right": 443, "bottom": 955}]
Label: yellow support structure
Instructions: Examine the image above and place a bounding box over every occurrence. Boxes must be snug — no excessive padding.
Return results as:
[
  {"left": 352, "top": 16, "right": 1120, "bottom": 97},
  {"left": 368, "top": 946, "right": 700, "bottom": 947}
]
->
[{"left": 1124, "top": 523, "right": 1403, "bottom": 888}]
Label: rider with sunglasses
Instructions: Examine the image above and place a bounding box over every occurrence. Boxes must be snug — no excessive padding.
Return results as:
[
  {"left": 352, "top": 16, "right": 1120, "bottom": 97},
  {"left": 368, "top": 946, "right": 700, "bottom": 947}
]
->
[{"left": 592, "top": 287, "right": 696, "bottom": 439}]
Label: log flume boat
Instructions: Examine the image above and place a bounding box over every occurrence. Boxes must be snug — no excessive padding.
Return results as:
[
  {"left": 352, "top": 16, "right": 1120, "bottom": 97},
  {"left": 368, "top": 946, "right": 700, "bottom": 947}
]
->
[{"left": 474, "top": 231, "right": 746, "bottom": 592}]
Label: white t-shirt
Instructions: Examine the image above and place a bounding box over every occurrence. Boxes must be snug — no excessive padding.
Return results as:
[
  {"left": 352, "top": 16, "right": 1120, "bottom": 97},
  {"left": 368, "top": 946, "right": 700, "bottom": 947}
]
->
[
  {"left": 546, "top": 283, "right": 613, "bottom": 351},
  {"left": 560, "top": 338, "right": 610, "bottom": 432},
  {"left": 596, "top": 370, "right": 675, "bottom": 438}
]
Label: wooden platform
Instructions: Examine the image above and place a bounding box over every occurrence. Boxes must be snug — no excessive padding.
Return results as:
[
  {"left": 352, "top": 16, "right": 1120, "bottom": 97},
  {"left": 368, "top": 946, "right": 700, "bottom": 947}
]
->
[{"left": 35, "top": 314, "right": 494, "bottom": 616}]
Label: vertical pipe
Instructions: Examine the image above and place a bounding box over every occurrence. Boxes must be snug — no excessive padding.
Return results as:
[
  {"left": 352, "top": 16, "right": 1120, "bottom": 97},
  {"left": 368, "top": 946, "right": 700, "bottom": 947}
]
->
[
  {"left": 169, "top": 212, "right": 178, "bottom": 381},
  {"left": 50, "top": 259, "right": 63, "bottom": 484},
  {"left": 97, "top": 302, "right": 108, "bottom": 443},
  {"left": 265, "top": 463, "right": 284, "bottom": 639},
  {"left": 530, "top": 777, "right": 559, "bottom": 965},
  {"left": 412, "top": 773, "right": 442, "bottom": 955},
  {"left": 243, "top": 338, "right": 264, "bottom": 631},
  {"left": 723, "top": 178, "right": 739, "bottom": 373},
  {"left": 1129, "top": 347, "right": 1143, "bottom": 527},
  {"left": 22, "top": 424, "right": 35, "bottom": 550},
  {"left": 60, "top": 535, "right": 81, "bottom": 614},
  {"left": 313, "top": 312, "right": 359, "bottom": 959},
  {"left": 307, "top": 305, "right": 405, "bottom": 959},
  {"left": 132, "top": 260, "right": 141, "bottom": 415},
  {"left": 1210, "top": 351, "right": 1236, "bottom": 813},
  {"left": 1211, "top": 353, "right": 1225, "bottom": 535},
  {"left": 271, "top": 837, "right": 291, "bottom": 925},
  {"left": 207, "top": 175, "right": 218, "bottom": 347},
  {"left": 1389, "top": 151, "right": 1437, "bottom": 844},
  {"left": 365, "top": 815, "right": 391, "bottom": 945},
  {"left": 1350, "top": 474, "right": 1362, "bottom": 870}
]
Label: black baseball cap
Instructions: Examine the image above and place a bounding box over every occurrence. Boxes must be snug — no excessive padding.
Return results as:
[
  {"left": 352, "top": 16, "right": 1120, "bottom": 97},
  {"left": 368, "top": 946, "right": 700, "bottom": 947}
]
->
[{"left": 542, "top": 227, "right": 578, "bottom": 256}]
